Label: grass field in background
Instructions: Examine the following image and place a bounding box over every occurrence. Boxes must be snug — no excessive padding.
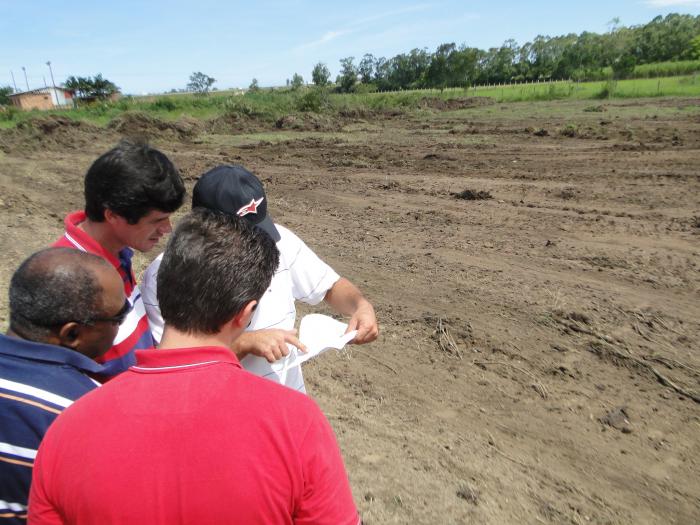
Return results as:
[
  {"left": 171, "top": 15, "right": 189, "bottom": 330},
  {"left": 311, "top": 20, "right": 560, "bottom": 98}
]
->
[{"left": 1, "top": 74, "right": 699, "bottom": 130}]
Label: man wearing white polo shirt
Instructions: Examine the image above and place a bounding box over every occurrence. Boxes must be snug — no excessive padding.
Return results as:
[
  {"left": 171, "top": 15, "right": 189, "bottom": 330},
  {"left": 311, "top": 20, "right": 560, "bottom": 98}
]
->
[{"left": 141, "top": 165, "right": 378, "bottom": 393}]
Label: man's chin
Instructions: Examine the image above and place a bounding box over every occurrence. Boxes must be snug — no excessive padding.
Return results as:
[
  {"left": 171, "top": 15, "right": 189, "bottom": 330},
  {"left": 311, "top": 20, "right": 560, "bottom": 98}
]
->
[{"left": 134, "top": 240, "right": 159, "bottom": 253}]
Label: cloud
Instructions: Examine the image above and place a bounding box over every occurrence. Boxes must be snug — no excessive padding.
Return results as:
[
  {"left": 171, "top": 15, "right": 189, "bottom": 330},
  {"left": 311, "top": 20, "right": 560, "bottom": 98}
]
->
[
  {"left": 293, "top": 3, "right": 436, "bottom": 51},
  {"left": 643, "top": 0, "right": 700, "bottom": 6},
  {"left": 295, "top": 29, "right": 352, "bottom": 51}
]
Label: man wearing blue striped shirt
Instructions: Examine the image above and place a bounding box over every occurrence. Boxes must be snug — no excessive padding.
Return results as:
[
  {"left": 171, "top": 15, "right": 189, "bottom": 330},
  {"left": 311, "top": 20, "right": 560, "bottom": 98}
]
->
[{"left": 0, "top": 248, "right": 127, "bottom": 523}]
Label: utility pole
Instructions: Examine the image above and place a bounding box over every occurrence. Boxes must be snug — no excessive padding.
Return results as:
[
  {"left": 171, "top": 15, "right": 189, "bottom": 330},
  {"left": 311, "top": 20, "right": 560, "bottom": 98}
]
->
[
  {"left": 10, "top": 70, "right": 18, "bottom": 92},
  {"left": 22, "top": 66, "right": 29, "bottom": 91},
  {"left": 46, "top": 61, "right": 56, "bottom": 89},
  {"left": 46, "top": 61, "right": 58, "bottom": 106}
]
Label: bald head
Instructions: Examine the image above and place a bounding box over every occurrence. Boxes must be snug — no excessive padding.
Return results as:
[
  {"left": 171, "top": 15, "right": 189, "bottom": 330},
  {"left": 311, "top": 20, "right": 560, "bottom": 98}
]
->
[{"left": 9, "top": 248, "right": 122, "bottom": 348}]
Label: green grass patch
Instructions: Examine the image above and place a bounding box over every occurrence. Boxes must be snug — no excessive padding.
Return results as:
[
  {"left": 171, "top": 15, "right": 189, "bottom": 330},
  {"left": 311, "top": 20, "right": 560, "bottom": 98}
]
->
[
  {"left": 458, "top": 75, "right": 700, "bottom": 101},
  {"left": 633, "top": 60, "right": 700, "bottom": 78}
]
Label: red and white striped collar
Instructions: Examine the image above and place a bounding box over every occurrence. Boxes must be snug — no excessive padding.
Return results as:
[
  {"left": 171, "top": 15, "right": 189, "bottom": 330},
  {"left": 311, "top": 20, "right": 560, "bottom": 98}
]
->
[
  {"left": 132, "top": 346, "right": 241, "bottom": 373},
  {"left": 61, "top": 210, "right": 123, "bottom": 270}
]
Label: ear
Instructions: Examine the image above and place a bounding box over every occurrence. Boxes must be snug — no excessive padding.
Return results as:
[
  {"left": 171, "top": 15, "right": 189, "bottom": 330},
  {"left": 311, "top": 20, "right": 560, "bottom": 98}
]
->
[
  {"left": 104, "top": 208, "right": 124, "bottom": 226},
  {"left": 57, "top": 322, "right": 82, "bottom": 351},
  {"left": 231, "top": 300, "right": 258, "bottom": 329}
]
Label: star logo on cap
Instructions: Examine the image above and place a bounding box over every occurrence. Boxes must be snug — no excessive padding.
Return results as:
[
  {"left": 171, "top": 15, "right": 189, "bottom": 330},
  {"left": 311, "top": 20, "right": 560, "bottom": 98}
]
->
[{"left": 237, "top": 197, "right": 264, "bottom": 217}]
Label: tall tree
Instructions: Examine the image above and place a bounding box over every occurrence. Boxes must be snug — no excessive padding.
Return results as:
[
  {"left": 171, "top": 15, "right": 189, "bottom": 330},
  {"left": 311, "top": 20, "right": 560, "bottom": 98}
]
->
[
  {"left": 187, "top": 72, "right": 216, "bottom": 94},
  {"left": 358, "top": 54, "right": 376, "bottom": 84},
  {"left": 311, "top": 62, "right": 331, "bottom": 86},
  {"left": 64, "top": 75, "right": 118, "bottom": 100},
  {"left": 690, "top": 34, "right": 700, "bottom": 59},
  {"left": 337, "top": 57, "right": 357, "bottom": 92},
  {"left": 291, "top": 73, "right": 304, "bottom": 89},
  {"left": 91, "top": 73, "right": 118, "bottom": 98},
  {"left": 425, "top": 43, "right": 455, "bottom": 88}
]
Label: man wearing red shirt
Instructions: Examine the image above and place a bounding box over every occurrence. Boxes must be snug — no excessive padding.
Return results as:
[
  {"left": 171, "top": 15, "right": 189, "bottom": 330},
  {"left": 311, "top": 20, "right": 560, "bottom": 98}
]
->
[
  {"left": 53, "top": 140, "right": 185, "bottom": 378},
  {"left": 30, "top": 209, "right": 360, "bottom": 525}
]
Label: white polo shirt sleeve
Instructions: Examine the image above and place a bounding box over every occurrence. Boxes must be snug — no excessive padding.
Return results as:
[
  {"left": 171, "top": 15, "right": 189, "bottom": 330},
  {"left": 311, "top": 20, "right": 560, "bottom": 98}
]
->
[
  {"left": 140, "top": 253, "right": 165, "bottom": 344},
  {"left": 276, "top": 225, "right": 340, "bottom": 306}
]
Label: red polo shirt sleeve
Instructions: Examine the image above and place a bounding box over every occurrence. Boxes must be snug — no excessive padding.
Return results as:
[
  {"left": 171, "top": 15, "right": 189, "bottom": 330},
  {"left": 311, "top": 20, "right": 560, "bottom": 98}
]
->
[{"left": 295, "top": 410, "right": 360, "bottom": 525}]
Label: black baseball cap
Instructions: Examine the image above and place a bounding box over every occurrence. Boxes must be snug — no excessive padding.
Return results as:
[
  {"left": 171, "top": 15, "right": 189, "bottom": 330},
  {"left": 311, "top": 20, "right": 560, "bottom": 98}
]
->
[{"left": 192, "top": 165, "right": 281, "bottom": 242}]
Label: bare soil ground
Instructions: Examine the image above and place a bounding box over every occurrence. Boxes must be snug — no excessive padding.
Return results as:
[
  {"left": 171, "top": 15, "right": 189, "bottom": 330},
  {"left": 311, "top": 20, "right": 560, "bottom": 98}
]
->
[{"left": 1, "top": 97, "right": 699, "bottom": 524}]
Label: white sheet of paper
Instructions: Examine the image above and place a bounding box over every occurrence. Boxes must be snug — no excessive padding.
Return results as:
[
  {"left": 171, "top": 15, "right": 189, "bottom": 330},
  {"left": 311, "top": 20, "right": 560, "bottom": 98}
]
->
[{"left": 281, "top": 314, "right": 357, "bottom": 375}]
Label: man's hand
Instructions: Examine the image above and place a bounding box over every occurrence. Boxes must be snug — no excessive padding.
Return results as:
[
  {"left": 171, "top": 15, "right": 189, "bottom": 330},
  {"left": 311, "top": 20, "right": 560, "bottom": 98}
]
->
[
  {"left": 346, "top": 300, "right": 379, "bottom": 344},
  {"left": 324, "top": 277, "right": 379, "bottom": 345},
  {"left": 231, "top": 329, "right": 306, "bottom": 363}
]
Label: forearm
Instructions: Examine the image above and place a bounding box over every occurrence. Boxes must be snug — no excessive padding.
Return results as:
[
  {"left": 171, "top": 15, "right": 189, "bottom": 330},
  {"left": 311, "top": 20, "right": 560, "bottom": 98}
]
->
[
  {"left": 324, "top": 278, "right": 378, "bottom": 344},
  {"left": 323, "top": 277, "right": 370, "bottom": 315}
]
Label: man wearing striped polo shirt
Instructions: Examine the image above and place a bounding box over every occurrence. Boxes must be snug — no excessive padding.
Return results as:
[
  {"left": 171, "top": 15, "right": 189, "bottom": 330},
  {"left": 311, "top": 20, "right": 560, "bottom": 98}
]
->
[
  {"left": 53, "top": 140, "right": 185, "bottom": 378},
  {"left": 0, "top": 248, "right": 127, "bottom": 523}
]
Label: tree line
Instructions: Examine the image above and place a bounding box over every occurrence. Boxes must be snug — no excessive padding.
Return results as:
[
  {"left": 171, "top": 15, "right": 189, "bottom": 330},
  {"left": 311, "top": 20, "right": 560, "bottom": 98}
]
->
[{"left": 306, "top": 13, "right": 700, "bottom": 93}]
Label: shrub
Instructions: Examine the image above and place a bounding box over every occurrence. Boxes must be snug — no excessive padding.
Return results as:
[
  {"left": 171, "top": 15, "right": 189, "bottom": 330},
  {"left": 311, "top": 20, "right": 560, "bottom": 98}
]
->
[
  {"left": 0, "top": 105, "right": 20, "bottom": 121},
  {"left": 452, "top": 189, "right": 493, "bottom": 200},
  {"left": 295, "top": 88, "right": 330, "bottom": 112},
  {"left": 354, "top": 83, "right": 378, "bottom": 94},
  {"left": 223, "top": 97, "right": 256, "bottom": 117},
  {"left": 559, "top": 124, "right": 578, "bottom": 137},
  {"left": 595, "top": 80, "right": 617, "bottom": 99},
  {"left": 83, "top": 102, "right": 111, "bottom": 116},
  {"left": 150, "top": 97, "right": 178, "bottom": 111}
]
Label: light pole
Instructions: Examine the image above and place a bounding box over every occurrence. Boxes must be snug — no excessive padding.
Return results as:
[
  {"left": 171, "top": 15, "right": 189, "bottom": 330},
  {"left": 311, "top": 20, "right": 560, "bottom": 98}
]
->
[
  {"left": 46, "top": 61, "right": 58, "bottom": 106},
  {"left": 21, "top": 66, "right": 29, "bottom": 91},
  {"left": 46, "top": 61, "right": 56, "bottom": 90},
  {"left": 10, "top": 70, "right": 18, "bottom": 92}
]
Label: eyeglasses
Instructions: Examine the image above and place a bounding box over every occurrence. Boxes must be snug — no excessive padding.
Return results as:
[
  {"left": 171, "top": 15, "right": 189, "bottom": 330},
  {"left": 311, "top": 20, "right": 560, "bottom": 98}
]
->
[{"left": 88, "top": 299, "right": 133, "bottom": 325}]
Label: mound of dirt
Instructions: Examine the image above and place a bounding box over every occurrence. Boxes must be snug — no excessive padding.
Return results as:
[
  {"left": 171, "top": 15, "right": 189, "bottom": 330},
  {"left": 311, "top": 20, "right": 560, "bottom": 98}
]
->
[
  {"left": 205, "top": 113, "right": 269, "bottom": 135},
  {"left": 21, "top": 115, "right": 98, "bottom": 134},
  {"left": 419, "top": 96, "right": 495, "bottom": 110},
  {"left": 0, "top": 115, "right": 104, "bottom": 153},
  {"left": 275, "top": 114, "right": 340, "bottom": 132},
  {"left": 107, "top": 112, "right": 200, "bottom": 140}
]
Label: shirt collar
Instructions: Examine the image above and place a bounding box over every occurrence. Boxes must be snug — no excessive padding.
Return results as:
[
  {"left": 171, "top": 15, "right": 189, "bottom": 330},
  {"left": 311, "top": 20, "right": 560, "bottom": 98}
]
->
[
  {"left": 133, "top": 346, "right": 241, "bottom": 372},
  {"left": 63, "top": 210, "right": 134, "bottom": 271},
  {"left": 0, "top": 333, "right": 106, "bottom": 374}
]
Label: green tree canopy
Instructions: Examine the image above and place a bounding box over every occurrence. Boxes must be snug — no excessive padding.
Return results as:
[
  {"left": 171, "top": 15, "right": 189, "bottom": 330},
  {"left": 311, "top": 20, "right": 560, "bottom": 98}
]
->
[
  {"left": 358, "top": 54, "right": 376, "bottom": 84},
  {"left": 311, "top": 62, "right": 331, "bottom": 86},
  {"left": 64, "top": 74, "right": 118, "bottom": 100},
  {"left": 317, "top": 12, "right": 700, "bottom": 90},
  {"left": 291, "top": 73, "right": 304, "bottom": 89},
  {"left": 337, "top": 57, "right": 357, "bottom": 92},
  {"left": 187, "top": 72, "right": 216, "bottom": 94},
  {"left": 0, "top": 86, "right": 14, "bottom": 105}
]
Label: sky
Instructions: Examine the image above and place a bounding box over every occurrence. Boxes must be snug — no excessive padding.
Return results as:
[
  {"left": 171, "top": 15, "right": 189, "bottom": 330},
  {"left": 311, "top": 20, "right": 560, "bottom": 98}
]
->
[{"left": 1, "top": 1, "right": 699, "bottom": 95}]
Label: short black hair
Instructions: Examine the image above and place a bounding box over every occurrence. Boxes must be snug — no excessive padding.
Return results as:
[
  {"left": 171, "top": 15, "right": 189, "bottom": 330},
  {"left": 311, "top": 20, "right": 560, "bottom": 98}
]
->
[
  {"left": 9, "top": 248, "right": 111, "bottom": 341},
  {"left": 157, "top": 208, "right": 279, "bottom": 334},
  {"left": 84, "top": 139, "right": 185, "bottom": 224}
]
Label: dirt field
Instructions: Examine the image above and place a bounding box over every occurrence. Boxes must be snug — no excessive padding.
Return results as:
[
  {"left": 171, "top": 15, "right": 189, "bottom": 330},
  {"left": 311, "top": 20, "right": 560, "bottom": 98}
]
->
[{"left": 1, "top": 97, "right": 699, "bottom": 524}]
